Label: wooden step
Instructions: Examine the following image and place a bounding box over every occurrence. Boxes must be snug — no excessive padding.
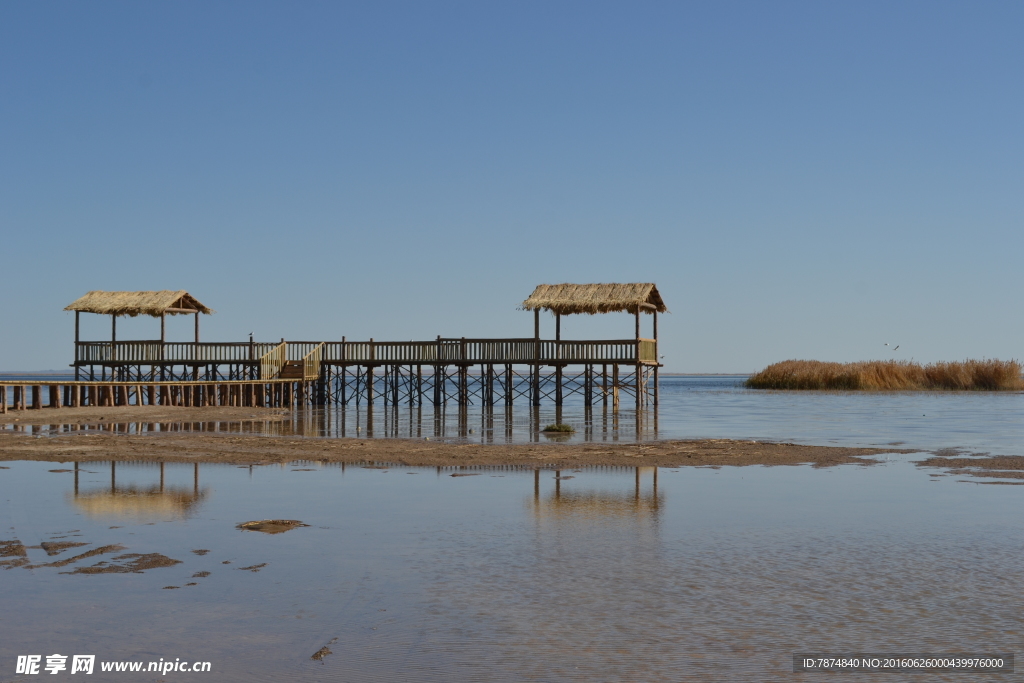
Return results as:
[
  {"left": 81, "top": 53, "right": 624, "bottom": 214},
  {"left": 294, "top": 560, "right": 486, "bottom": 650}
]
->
[{"left": 278, "top": 362, "right": 304, "bottom": 379}]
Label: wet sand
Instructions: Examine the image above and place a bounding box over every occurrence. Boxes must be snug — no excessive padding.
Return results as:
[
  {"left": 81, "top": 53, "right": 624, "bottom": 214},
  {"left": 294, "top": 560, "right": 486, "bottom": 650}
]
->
[
  {"left": 0, "top": 426, "right": 909, "bottom": 468},
  {"left": 915, "top": 452, "right": 1024, "bottom": 483}
]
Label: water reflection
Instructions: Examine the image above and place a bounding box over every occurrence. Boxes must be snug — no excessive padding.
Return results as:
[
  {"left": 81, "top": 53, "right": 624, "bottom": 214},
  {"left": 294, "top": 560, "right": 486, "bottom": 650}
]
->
[
  {"left": 530, "top": 466, "right": 663, "bottom": 520},
  {"left": 6, "top": 405, "right": 659, "bottom": 443},
  {"left": 69, "top": 462, "right": 209, "bottom": 521}
]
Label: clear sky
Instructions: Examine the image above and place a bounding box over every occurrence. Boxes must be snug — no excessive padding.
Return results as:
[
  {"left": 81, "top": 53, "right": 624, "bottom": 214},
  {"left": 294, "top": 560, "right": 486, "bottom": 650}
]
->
[{"left": 2, "top": 1, "right": 1022, "bottom": 372}]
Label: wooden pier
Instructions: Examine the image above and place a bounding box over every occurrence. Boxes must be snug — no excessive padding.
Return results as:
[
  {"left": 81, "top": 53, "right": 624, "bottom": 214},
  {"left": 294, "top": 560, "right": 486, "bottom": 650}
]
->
[
  {"left": 0, "top": 378, "right": 313, "bottom": 412},
  {"left": 12, "top": 284, "right": 668, "bottom": 412}
]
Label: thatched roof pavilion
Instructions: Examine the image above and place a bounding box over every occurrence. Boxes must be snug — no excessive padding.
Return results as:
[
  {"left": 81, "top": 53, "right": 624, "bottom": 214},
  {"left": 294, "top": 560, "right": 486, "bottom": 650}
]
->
[
  {"left": 64, "top": 290, "right": 213, "bottom": 345},
  {"left": 522, "top": 283, "right": 667, "bottom": 340},
  {"left": 522, "top": 283, "right": 667, "bottom": 315},
  {"left": 64, "top": 291, "right": 213, "bottom": 317}
]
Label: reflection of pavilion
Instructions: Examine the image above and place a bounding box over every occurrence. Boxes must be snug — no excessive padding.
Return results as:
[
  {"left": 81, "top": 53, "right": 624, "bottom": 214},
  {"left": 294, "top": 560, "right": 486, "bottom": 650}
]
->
[
  {"left": 69, "top": 462, "right": 208, "bottom": 521},
  {"left": 530, "top": 466, "right": 662, "bottom": 520}
]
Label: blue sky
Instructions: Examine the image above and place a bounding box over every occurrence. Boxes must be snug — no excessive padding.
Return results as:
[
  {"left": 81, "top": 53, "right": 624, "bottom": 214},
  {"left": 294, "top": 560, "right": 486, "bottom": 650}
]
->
[{"left": 2, "top": 1, "right": 1022, "bottom": 371}]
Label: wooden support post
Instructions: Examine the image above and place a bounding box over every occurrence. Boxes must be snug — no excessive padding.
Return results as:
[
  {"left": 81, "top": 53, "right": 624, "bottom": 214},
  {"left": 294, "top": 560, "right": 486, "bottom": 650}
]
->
[
  {"left": 636, "top": 363, "right": 642, "bottom": 411},
  {"left": 653, "top": 311, "right": 659, "bottom": 407},
  {"left": 194, "top": 312, "right": 200, "bottom": 344},
  {"left": 32, "top": 385, "right": 42, "bottom": 410},
  {"left": 555, "top": 313, "right": 561, "bottom": 341},
  {"left": 74, "top": 311, "right": 80, "bottom": 381},
  {"left": 584, "top": 364, "right": 592, "bottom": 407},
  {"left": 555, "top": 365, "right": 563, "bottom": 407},
  {"left": 148, "top": 385, "right": 156, "bottom": 406},
  {"left": 416, "top": 365, "right": 422, "bottom": 406},
  {"left": 505, "top": 364, "right": 513, "bottom": 405},
  {"left": 532, "top": 362, "right": 540, "bottom": 407},
  {"left": 366, "top": 366, "right": 374, "bottom": 406},
  {"left": 533, "top": 311, "right": 542, "bottom": 407},
  {"left": 161, "top": 313, "right": 166, "bottom": 343},
  {"left": 486, "top": 364, "right": 494, "bottom": 407},
  {"left": 612, "top": 364, "right": 620, "bottom": 411},
  {"left": 1, "top": 385, "right": 6, "bottom": 414},
  {"left": 432, "top": 365, "right": 441, "bottom": 406}
]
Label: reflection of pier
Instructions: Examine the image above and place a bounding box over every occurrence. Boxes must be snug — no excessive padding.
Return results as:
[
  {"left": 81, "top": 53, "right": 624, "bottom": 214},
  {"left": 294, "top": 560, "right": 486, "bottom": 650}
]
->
[
  {"left": 8, "top": 284, "right": 666, "bottom": 412},
  {"left": 531, "top": 466, "right": 662, "bottom": 519},
  {"left": 70, "top": 462, "right": 208, "bottom": 521},
  {"left": 2, "top": 403, "right": 659, "bottom": 442}
]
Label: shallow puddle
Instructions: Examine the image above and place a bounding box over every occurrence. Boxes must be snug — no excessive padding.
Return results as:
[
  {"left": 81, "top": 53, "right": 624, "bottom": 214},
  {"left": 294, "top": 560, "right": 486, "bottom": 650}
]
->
[{"left": 2, "top": 457, "right": 1023, "bottom": 681}]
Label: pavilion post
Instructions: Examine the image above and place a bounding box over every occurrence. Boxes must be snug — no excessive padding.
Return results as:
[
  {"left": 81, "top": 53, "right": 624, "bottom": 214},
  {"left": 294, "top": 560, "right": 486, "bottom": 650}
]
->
[
  {"left": 653, "top": 310, "right": 659, "bottom": 407},
  {"left": 194, "top": 312, "right": 199, "bottom": 343},
  {"left": 74, "top": 311, "right": 80, "bottom": 381},
  {"left": 111, "top": 314, "right": 117, "bottom": 363},
  {"left": 555, "top": 313, "right": 560, "bottom": 341},
  {"left": 161, "top": 313, "right": 166, "bottom": 343},
  {"left": 532, "top": 309, "right": 540, "bottom": 406}
]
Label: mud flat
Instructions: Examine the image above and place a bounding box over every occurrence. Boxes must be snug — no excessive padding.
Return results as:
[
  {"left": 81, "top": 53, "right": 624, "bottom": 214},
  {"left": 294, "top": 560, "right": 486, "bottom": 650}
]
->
[{"left": 0, "top": 428, "right": 911, "bottom": 468}]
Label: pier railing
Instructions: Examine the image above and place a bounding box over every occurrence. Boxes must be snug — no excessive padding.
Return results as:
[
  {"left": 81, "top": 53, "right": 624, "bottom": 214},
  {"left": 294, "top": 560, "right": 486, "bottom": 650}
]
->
[
  {"left": 302, "top": 343, "right": 324, "bottom": 380},
  {"left": 259, "top": 342, "right": 287, "bottom": 380},
  {"left": 76, "top": 341, "right": 277, "bottom": 363},
  {"left": 76, "top": 338, "right": 658, "bottom": 366},
  {"left": 319, "top": 338, "right": 656, "bottom": 364}
]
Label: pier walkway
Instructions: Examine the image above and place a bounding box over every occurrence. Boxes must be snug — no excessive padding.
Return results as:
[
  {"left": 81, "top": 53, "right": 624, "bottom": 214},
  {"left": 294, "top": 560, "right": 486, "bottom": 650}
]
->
[{"left": 34, "top": 283, "right": 668, "bottom": 411}]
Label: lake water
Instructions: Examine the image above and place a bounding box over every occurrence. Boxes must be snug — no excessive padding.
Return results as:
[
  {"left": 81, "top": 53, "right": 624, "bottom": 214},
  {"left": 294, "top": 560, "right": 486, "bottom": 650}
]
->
[
  {"left": 2, "top": 456, "right": 1022, "bottom": 682},
  {"left": 3, "top": 377, "right": 1024, "bottom": 681},
  {"left": 8, "top": 376, "right": 1024, "bottom": 456}
]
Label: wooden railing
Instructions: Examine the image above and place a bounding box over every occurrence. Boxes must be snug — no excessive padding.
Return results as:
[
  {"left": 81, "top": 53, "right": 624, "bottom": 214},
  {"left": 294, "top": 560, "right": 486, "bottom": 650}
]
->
[
  {"left": 259, "top": 342, "right": 287, "bottom": 380},
  {"left": 76, "top": 341, "right": 275, "bottom": 363},
  {"left": 75, "top": 338, "right": 659, "bottom": 366},
  {"left": 322, "top": 338, "right": 657, "bottom": 364},
  {"left": 302, "top": 343, "right": 324, "bottom": 380}
]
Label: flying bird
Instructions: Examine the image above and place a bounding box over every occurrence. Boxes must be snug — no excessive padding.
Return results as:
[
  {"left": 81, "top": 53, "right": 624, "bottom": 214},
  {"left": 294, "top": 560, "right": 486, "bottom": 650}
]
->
[{"left": 894, "top": 345, "right": 899, "bottom": 351}]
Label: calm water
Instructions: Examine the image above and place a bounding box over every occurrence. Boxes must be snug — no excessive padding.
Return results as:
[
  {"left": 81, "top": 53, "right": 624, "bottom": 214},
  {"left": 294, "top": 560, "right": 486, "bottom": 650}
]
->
[
  {"left": 8, "top": 376, "right": 1024, "bottom": 456},
  {"left": 1, "top": 457, "right": 1022, "bottom": 682},
  {"left": 4, "top": 378, "right": 1024, "bottom": 681}
]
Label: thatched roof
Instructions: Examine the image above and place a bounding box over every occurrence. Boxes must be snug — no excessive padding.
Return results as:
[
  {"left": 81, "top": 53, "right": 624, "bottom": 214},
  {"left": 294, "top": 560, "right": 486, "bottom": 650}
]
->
[
  {"left": 64, "top": 291, "right": 213, "bottom": 317},
  {"left": 521, "top": 283, "right": 668, "bottom": 315}
]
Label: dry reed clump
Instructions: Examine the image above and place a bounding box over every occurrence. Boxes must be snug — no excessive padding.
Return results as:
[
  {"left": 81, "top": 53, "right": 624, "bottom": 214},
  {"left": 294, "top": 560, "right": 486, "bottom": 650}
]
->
[{"left": 746, "top": 359, "right": 1024, "bottom": 391}]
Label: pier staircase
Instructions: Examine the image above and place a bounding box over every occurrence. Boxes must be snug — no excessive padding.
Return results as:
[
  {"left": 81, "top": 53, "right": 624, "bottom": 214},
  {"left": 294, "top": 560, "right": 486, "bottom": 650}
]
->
[
  {"left": 258, "top": 342, "right": 324, "bottom": 381},
  {"left": 278, "top": 361, "right": 305, "bottom": 379}
]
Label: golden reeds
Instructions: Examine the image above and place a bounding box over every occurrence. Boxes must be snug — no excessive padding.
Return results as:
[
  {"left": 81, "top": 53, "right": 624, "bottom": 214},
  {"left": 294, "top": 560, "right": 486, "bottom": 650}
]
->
[
  {"left": 521, "top": 283, "right": 668, "bottom": 315},
  {"left": 746, "top": 359, "right": 1024, "bottom": 391}
]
